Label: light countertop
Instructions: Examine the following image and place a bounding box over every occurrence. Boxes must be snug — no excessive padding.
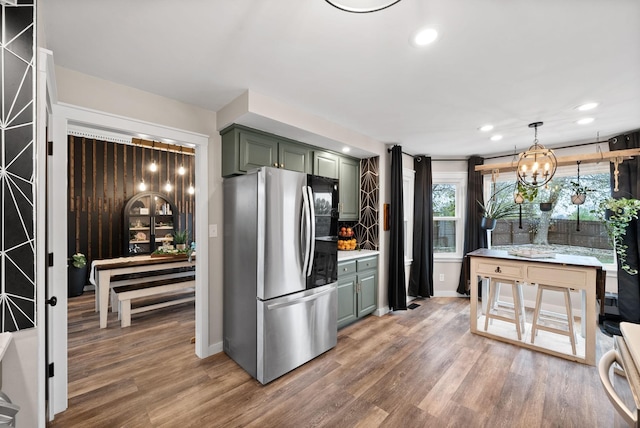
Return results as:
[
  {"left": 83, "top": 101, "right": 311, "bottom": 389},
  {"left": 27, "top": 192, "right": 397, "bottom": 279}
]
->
[{"left": 338, "top": 249, "right": 380, "bottom": 262}]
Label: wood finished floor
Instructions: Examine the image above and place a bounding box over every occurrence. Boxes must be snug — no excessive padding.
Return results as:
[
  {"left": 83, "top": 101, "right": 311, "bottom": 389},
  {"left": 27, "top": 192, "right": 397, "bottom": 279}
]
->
[{"left": 50, "top": 291, "right": 632, "bottom": 427}]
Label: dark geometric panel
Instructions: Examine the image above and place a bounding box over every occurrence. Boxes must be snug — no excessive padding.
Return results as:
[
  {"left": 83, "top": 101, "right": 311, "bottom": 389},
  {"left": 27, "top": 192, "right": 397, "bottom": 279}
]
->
[
  {"left": 2, "top": 179, "right": 33, "bottom": 252},
  {"left": 5, "top": 127, "right": 33, "bottom": 179},
  {"left": 1, "top": 1, "right": 34, "bottom": 332},
  {"left": 3, "top": 50, "right": 32, "bottom": 120}
]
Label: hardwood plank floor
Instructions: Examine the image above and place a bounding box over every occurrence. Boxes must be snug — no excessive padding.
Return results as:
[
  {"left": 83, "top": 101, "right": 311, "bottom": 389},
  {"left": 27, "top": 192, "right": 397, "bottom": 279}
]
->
[{"left": 50, "top": 292, "right": 632, "bottom": 427}]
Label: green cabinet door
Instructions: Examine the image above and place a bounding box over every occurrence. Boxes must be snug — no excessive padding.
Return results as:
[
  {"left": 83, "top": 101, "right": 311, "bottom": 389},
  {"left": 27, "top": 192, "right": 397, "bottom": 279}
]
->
[
  {"left": 337, "top": 275, "right": 358, "bottom": 329},
  {"left": 313, "top": 151, "right": 339, "bottom": 179},
  {"left": 338, "top": 156, "right": 360, "bottom": 221},
  {"left": 357, "top": 271, "right": 377, "bottom": 317},
  {"left": 279, "top": 141, "right": 311, "bottom": 173},
  {"left": 239, "top": 131, "right": 278, "bottom": 172}
]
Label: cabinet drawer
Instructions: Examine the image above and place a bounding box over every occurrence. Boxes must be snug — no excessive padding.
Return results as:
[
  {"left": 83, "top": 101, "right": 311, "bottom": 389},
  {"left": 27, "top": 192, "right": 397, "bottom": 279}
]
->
[
  {"left": 476, "top": 261, "right": 523, "bottom": 279},
  {"left": 527, "top": 265, "right": 588, "bottom": 288},
  {"left": 357, "top": 257, "right": 378, "bottom": 272},
  {"left": 338, "top": 261, "right": 357, "bottom": 276}
]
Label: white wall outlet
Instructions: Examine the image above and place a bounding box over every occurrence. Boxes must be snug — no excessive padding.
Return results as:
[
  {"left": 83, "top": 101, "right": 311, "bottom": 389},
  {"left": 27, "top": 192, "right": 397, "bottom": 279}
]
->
[
  {"left": 209, "top": 224, "right": 218, "bottom": 238},
  {"left": 439, "top": 274, "right": 444, "bottom": 282}
]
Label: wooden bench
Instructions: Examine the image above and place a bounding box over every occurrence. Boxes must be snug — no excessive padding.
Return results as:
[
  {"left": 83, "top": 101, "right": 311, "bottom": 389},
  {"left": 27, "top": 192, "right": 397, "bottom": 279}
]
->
[
  {"left": 113, "top": 275, "right": 195, "bottom": 327},
  {"left": 108, "top": 267, "right": 196, "bottom": 312}
]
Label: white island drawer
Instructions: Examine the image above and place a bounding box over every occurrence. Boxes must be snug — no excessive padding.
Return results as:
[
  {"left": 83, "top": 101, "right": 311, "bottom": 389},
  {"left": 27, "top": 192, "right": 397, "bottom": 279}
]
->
[{"left": 475, "top": 261, "right": 524, "bottom": 279}]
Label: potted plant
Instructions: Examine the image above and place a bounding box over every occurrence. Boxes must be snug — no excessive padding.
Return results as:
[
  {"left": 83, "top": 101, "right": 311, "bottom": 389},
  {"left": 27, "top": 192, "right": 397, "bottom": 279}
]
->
[
  {"left": 515, "top": 182, "right": 538, "bottom": 203},
  {"left": 173, "top": 229, "right": 190, "bottom": 250},
  {"left": 570, "top": 181, "right": 592, "bottom": 205},
  {"left": 595, "top": 197, "right": 640, "bottom": 275},
  {"left": 68, "top": 252, "right": 87, "bottom": 297},
  {"left": 477, "top": 189, "right": 518, "bottom": 231}
]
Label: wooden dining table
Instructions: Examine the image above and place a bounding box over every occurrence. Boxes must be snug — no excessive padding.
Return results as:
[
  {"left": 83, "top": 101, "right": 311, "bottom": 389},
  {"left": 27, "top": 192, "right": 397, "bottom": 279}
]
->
[{"left": 89, "top": 254, "right": 196, "bottom": 328}]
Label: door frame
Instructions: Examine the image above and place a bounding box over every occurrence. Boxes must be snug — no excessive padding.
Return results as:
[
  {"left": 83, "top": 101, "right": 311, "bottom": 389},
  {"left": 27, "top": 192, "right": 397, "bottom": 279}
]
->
[{"left": 46, "top": 99, "right": 210, "bottom": 416}]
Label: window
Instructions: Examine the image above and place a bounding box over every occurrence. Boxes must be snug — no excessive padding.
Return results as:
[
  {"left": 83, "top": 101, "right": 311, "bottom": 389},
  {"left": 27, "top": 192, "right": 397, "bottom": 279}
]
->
[
  {"left": 432, "top": 172, "right": 466, "bottom": 259},
  {"left": 487, "top": 163, "right": 614, "bottom": 266}
]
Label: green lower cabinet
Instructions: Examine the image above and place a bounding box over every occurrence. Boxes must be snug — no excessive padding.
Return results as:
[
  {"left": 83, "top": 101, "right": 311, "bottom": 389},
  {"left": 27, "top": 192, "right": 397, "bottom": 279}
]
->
[
  {"left": 337, "top": 275, "right": 358, "bottom": 328},
  {"left": 337, "top": 255, "right": 378, "bottom": 329},
  {"left": 357, "top": 271, "right": 377, "bottom": 317}
]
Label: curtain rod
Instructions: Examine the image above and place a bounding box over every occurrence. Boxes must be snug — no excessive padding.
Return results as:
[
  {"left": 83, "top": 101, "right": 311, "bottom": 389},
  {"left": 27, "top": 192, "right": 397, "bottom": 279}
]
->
[{"left": 484, "top": 138, "right": 618, "bottom": 161}]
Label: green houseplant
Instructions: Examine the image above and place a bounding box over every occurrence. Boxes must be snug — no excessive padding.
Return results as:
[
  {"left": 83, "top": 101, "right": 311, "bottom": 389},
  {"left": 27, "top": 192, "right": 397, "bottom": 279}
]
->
[
  {"left": 173, "top": 229, "right": 190, "bottom": 250},
  {"left": 570, "top": 181, "right": 592, "bottom": 205},
  {"left": 595, "top": 197, "right": 640, "bottom": 275},
  {"left": 478, "top": 184, "right": 519, "bottom": 230},
  {"left": 68, "top": 252, "right": 88, "bottom": 297}
]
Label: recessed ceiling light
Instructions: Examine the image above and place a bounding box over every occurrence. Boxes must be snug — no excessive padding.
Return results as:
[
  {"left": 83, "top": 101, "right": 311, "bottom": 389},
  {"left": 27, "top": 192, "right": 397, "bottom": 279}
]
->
[
  {"left": 577, "top": 118, "right": 594, "bottom": 125},
  {"left": 342, "top": 147, "right": 351, "bottom": 153},
  {"left": 411, "top": 28, "right": 438, "bottom": 47},
  {"left": 479, "top": 124, "right": 494, "bottom": 132},
  {"left": 490, "top": 135, "right": 503, "bottom": 141},
  {"left": 576, "top": 102, "right": 598, "bottom": 111}
]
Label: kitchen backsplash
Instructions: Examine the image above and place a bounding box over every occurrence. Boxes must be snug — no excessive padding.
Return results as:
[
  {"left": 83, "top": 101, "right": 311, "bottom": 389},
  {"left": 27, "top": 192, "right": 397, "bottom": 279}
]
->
[{"left": 338, "top": 156, "right": 379, "bottom": 251}]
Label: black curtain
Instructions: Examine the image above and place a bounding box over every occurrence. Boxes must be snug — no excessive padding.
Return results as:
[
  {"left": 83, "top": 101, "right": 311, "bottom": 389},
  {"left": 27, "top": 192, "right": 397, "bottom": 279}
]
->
[
  {"left": 408, "top": 156, "right": 433, "bottom": 297},
  {"left": 610, "top": 132, "right": 640, "bottom": 322},
  {"left": 388, "top": 145, "right": 407, "bottom": 310},
  {"left": 457, "top": 156, "right": 487, "bottom": 295}
]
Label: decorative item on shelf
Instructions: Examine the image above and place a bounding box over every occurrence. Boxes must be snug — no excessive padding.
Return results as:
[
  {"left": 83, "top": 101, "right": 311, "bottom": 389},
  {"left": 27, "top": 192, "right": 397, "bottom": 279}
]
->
[
  {"left": 517, "top": 122, "right": 557, "bottom": 189},
  {"left": 325, "top": 0, "right": 402, "bottom": 13},
  {"left": 594, "top": 197, "right": 640, "bottom": 275},
  {"left": 338, "top": 227, "right": 357, "bottom": 250},
  {"left": 173, "top": 229, "right": 190, "bottom": 250},
  {"left": 68, "top": 252, "right": 87, "bottom": 297}
]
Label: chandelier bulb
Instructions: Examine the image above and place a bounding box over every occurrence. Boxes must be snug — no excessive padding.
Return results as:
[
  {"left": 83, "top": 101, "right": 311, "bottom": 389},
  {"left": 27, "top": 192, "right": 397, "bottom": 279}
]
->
[
  {"left": 178, "top": 164, "right": 186, "bottom": 175},
  {"left": 188, "top": 184, "right": 195, "bottom": 195},
  {"left": 139, "top": 179, "right": 147, "bottom": 191},
  {"left": 149, "top": 159, "right": 157, "bottom": 172}
]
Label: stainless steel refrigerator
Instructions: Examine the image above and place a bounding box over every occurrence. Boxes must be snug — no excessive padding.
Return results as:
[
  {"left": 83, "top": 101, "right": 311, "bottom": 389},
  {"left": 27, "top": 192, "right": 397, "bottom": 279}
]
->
[{"left": 223, "top": 167, "right": 339, "bottom": 384}]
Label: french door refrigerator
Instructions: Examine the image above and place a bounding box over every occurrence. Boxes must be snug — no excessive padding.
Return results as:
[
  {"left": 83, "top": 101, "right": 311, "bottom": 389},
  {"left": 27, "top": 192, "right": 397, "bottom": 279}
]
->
[{"left": 223, "top": 167, "right": 339, "bottom": 384}]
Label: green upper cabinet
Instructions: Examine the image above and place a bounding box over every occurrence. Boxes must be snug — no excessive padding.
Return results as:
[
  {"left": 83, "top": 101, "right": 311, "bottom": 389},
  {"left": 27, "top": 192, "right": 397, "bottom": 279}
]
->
[
  {"left": 314, "top": 150, "right": 360, "bottom": 221},
  {"left": 338, "top": 156, "right": 360, "bottom": 221},
  {"left": 278, "top": 141, "right": 310, "bottom": 173},
  {"left": 239, "top": 131, "right": 277, "bottom": 172},
  {"left": 221, "top": 125, "right": 312, "bottom": 176},
  {"left": 313, "top": 151, "right": 339, "bottom": 179}
]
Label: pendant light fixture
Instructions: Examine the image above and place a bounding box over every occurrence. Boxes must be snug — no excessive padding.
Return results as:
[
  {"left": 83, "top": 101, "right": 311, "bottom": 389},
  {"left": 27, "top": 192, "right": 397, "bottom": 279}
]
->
[
  {"left": 325, "top": 0, "right": 401, "bottom": 13},
  {"left": 149, "top": 141, "right": 158, "bottom": 172},
  {"left": 517, "top": 122, "right": 557, "bottom": 189},
  {"left": 139, "top": 145, "right": 147, "bottom": 191},
  {"left": 187, "top": 154, "right": 195, "bottom": 195},
  {"left": 178, "top": 146, "right": 186, "bottom": 175},
  {"left": 164, "top": 149, "right": 172, "bottom": 192}
]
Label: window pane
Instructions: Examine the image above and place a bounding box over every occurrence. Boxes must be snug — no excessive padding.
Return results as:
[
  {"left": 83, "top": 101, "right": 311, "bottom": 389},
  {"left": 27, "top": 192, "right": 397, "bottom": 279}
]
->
[
  {"left": 433, "top": 184, "right": 456, "bottom": 217},
  {"left": 434, "top": 220, "right": 456, "bottom": 253}
]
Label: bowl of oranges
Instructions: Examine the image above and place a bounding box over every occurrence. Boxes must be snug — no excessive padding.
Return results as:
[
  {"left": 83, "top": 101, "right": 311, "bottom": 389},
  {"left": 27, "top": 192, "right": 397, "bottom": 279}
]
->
[{"left": 338, "top": 227, "right": 357, "bottom": 251}]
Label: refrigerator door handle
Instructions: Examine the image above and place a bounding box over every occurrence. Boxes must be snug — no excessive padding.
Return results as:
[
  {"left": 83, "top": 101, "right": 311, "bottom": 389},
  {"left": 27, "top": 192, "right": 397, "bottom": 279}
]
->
[
  {"left": 266, "top": 286, "right": 335, "bottom": 310},
  {"left": 306, "top": 186, "right": 316, "bottom": 277},
  {"left": 301, "top": 185, "right": 312, "bottom": 277}
]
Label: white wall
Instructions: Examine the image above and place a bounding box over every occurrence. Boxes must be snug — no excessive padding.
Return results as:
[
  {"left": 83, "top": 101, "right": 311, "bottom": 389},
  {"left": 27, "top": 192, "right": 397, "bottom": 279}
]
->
[{"left": 2, "top": 331, "right": 38, "bottom": 428}]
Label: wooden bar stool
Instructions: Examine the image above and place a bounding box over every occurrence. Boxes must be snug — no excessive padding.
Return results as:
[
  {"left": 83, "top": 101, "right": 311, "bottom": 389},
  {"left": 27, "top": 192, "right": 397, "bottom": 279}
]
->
[
  {"left": 530, "top": 284, "right": 577, "bottom": 355},
  {"left": 484, "top": 278, "right": 526, "bottom": 340}
]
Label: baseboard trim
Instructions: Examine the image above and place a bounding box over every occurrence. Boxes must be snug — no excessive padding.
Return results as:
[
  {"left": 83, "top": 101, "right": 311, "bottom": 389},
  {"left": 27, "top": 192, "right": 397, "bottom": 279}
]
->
[{"left": 207, "top": 341, "right": 223, "bottom": 357}]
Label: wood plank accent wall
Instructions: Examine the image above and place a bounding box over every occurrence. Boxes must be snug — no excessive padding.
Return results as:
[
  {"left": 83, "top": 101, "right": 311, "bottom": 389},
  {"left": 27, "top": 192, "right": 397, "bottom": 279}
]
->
[{"left": 68, "top": 136, "right": 196, "bottom": 268}]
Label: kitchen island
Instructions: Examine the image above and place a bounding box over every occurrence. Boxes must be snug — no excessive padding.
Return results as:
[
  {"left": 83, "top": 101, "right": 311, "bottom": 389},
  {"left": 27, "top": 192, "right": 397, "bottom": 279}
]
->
[{"left": 468, "top": 248, "right": 601, "bottom": 365}]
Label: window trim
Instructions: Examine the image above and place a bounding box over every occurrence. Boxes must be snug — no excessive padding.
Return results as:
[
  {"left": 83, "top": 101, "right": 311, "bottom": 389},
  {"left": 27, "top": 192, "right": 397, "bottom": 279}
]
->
[{"left": 432, "top": 171, "right": 466, "bottom": 260}]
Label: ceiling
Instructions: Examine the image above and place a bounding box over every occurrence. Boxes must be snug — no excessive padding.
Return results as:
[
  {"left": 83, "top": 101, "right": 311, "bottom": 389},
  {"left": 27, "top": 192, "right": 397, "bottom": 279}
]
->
[{"left": 41, "top": 0, "right": 640, "bottom": 158}]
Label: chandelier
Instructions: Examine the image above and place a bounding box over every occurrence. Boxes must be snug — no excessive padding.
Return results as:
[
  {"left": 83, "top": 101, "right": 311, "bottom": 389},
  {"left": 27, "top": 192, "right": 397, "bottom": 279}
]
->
[
  {"left": 325, "top": 0, "right": 402, "bottom": 13},
  {"left": 516, "top": 122, "right": 557, "bottom": 188}
]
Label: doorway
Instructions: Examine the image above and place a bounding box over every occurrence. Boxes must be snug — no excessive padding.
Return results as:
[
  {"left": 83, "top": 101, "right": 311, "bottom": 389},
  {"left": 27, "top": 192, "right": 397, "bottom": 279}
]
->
[{"left": 47, "top": 104, "right": 210, "bottom": 417}]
